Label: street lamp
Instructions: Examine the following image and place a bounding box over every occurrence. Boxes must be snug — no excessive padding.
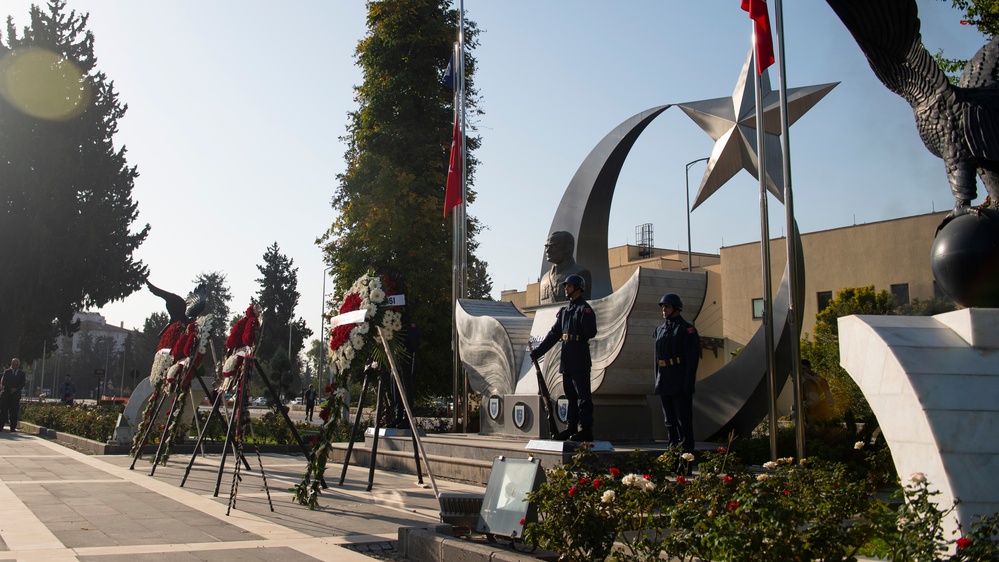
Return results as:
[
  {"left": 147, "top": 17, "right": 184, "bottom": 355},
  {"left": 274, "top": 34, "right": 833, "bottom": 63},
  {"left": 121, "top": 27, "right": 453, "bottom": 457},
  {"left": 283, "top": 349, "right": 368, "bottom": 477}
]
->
[
  {"left": 319, "top": 264, "right": 334, "bottom": 384},
  {"left": 685, "top": 157, "right": 710, "bottom": 271}
]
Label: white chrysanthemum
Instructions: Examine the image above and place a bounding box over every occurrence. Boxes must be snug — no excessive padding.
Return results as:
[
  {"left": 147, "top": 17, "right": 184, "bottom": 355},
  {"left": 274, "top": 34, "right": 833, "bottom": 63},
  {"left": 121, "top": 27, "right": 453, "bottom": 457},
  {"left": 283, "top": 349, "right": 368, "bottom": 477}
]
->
[
  {"left": 757, "top": 473, "right": 769, "bottom": 481},
  {"left": 349, "top": 331, "right": 365, "bottom": 350},
  {"left": 343, "top": 345, "right": 355, "bottom": 362},
  {"left": 335, "top": 387, "right": 347, "bottom": 399},
  {"left": 909, "top": 472, "right": 927, "bottom": 485},
  {"left": 763, "top": 461, "right": 777, "bottom": 470},
  {"left": 854, "top": 441, "right": 865, "bottom": 450},
  {"left": 681, "top": 453, "right": 695, "bottom": 462},
  {"left": 601, "top": 490, "right": 616, "bottom": 504},
  {"left": 368, "top": 287, "right": 386, "bottom": 303},
  {"left": 355, "top": 322, "right": 370, "bottom": 335},
  {"left": 365, "top": 303, "right": 377, "bottom": 319}
]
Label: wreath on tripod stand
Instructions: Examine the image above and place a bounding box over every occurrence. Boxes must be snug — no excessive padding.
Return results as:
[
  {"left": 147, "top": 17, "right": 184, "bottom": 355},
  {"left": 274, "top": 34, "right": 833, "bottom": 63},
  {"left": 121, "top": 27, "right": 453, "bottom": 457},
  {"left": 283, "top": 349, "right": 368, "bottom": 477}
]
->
[{"left": 294, "top": 271, "right": 405, "bottom": 509}]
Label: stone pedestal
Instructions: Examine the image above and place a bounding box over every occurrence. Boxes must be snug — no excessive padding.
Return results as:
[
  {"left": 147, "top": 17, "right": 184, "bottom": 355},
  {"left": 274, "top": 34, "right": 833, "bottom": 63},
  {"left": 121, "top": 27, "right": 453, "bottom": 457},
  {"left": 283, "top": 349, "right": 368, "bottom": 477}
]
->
[{"left": 839, "top": 308, "right": 999, "bottom": 539}]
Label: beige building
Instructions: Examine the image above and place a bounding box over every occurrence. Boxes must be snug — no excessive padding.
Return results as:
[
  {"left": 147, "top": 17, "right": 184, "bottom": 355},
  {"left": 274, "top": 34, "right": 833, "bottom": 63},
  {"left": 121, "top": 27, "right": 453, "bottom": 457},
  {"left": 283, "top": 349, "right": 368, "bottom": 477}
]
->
[{"left": 501, "top": 211, "right": 948, "bottom": 378}]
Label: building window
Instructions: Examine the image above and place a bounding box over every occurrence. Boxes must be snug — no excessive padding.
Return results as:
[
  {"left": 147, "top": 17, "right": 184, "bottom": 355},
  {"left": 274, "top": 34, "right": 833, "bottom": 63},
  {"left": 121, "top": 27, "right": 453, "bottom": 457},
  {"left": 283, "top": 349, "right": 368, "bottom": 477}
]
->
[
  {"left": 817, "top": 291, "right": 832, "bottom": 312},
  {"left": 891, "top": 283, "right": 910, "bottom": 306},
  {"left": 752, "top": 298, "right": 764, "bottom": 320}
]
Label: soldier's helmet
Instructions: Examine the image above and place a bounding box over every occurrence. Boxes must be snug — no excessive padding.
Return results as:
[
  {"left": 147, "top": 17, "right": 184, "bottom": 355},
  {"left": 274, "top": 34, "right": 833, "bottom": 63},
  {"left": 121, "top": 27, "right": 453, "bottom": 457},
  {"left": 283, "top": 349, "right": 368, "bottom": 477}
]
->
[
  {"left": 659, "top": 293, "right": 683, "bottom": 310},
  {"left": 562, "top": 274, "right": 586, "bottom": 292}
]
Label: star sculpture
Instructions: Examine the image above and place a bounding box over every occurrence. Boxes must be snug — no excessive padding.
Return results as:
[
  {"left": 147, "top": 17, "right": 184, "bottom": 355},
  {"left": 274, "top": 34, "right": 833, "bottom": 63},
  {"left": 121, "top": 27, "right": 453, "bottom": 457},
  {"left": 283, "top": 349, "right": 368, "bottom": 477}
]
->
[{"left": 677, "top": 50, "right": 838, "bottom": 210}]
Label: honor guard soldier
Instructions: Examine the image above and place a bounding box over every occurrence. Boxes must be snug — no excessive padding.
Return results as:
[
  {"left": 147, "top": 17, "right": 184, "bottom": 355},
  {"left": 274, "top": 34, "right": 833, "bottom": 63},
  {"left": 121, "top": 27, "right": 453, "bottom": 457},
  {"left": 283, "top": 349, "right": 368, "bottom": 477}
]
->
[
  {"left": 654, "top": 293, "right": 700, "bottom": 454},
  {"left": 530, "top": 274, "right": 598, "bottom": 441}
]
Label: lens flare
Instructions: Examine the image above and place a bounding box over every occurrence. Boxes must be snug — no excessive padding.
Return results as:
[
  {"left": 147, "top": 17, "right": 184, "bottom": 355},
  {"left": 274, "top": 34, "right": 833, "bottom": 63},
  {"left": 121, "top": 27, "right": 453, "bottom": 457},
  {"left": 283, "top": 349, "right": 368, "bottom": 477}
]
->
[{"left": 0, "top": 47, "right": 91, "bottom": 121}]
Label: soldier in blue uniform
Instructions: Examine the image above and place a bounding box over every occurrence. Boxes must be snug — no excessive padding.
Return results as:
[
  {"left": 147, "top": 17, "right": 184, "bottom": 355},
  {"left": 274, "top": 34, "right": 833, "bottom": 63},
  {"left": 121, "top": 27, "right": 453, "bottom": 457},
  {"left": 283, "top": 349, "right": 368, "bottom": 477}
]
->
[
  {"left": 654, "top": 293, "right": 700, "bottom": 454},
  {"left": 530, "top": 274, "right": 598, "bottom": 442}
]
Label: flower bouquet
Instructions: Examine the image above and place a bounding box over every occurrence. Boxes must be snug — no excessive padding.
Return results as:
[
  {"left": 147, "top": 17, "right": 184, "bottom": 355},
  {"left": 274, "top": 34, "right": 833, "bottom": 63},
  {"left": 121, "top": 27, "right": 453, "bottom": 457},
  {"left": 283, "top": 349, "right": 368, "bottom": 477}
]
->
[{"left": 294, "top": 271, "right": 405, "bottom": 509}]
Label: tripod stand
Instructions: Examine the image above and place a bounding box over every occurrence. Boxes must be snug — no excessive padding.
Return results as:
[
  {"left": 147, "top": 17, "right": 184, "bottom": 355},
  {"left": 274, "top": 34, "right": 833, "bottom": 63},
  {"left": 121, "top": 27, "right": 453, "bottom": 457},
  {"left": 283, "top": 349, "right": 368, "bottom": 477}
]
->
[
  {"left": 337, "top": 328, "right": 439, "bottom": 497},
  {"left": 178, "top": 355, "right": 326, "bottom": 503}
]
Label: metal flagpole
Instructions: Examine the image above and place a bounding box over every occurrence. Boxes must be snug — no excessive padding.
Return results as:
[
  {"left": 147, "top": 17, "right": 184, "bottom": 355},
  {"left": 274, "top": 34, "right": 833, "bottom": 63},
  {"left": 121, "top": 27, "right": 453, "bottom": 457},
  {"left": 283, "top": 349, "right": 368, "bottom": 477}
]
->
[
  {"left": 774, "top": 0, "right": 805, "bottom": 460},
  {"left": 753, "top": 48, "right": 779, "bottom": 462},
  {"left": 458, "top": 0, "right": 470, "bottom": 433}
]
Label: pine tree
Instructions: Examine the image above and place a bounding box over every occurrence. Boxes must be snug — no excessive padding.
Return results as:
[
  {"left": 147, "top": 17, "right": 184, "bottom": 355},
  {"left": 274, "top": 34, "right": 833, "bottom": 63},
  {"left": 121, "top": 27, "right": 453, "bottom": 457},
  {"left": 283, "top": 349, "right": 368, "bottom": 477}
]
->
[
  {"left": 193, "top": 271, "right": 233, "bottom": 365},
  {"left": 0, "top": 1, "right": 149, "bottom": 361},
  {"left": 254, "top": 242, "right": 312, "bottom": 369},
  {"left": 318, "top": 0, "right": 492, "bottom": 396}
]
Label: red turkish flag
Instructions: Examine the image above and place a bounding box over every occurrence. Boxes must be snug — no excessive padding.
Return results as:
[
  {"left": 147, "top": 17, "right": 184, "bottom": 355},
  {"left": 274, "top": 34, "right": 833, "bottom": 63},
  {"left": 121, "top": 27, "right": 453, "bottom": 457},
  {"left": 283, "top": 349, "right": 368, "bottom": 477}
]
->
[
  {"left": 741, "top": 0, "right": 774, "bottom": 74},
  {"left": 444, "top": 116, "right": 462, "bottom": 217}
]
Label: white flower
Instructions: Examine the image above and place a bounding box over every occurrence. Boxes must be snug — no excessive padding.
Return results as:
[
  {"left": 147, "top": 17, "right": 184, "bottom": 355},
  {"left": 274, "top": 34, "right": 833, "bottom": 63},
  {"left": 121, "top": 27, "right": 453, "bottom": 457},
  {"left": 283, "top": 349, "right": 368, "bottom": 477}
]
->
[
  {"left": 601, "top": 490, "right": 616, "bottom": 504},
  {"left": 778, "top": 457, "right": 794, "bottom": 465},
  {"left": 365, "top": 303, "right": 377, "bottom": 319},
  {"left": 639, "top": 479, "right": 655, "bottom": 492},
  {"left": 355, "top": 322, "right": 370, "bottom": 335},
  {"left": 368, "top": 287, "right": 386, "bottom": 303},
  {"left": 335, "top": 387, "right": 347, "bottom": 399},
  {"left": 909, "top": 472, "right": 927, "bottom": 485},
  {"left": 349, "top": 331, "right": 365, "bottom": 350},
  {"left": 757, "top": 473, "right": 769, "bottom": 481},
  {"left": 621, "top": 474, "right": 641, "bottom": 486},
  {"left": 854, "top": 441, "right": 865, "bottom": 450},
  {"left": 681, "top": 453, "right": 695, "bottom": 462},
  {"left": 763, "top": 461, "right": 777, "bottom": 470}
]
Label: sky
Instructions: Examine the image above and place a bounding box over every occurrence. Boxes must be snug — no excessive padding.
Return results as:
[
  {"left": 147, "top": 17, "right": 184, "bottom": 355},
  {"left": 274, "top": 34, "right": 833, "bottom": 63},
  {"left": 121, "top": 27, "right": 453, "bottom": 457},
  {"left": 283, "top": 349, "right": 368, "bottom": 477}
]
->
[{"left": 2, "top": 0, "right": 986, "bottom": 348}]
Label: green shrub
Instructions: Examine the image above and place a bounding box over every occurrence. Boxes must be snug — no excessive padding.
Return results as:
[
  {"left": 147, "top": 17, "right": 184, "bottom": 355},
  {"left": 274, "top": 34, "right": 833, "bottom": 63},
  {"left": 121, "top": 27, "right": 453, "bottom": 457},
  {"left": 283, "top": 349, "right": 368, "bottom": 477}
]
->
[{"left": 20, "top": 403, "right": 122, "bottom": 442}]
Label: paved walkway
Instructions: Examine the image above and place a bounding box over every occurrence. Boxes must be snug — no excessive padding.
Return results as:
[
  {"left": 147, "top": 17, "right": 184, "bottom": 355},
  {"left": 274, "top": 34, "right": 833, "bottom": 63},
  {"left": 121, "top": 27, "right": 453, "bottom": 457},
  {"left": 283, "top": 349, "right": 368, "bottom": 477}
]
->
[{"left": 0, "top": 429, "right": 484, "bottom": 561}]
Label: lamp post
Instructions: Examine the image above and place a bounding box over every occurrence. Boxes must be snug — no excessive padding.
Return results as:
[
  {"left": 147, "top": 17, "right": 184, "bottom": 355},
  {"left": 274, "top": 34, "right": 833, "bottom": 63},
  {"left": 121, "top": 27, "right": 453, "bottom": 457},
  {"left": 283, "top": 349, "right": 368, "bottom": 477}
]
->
[
  {"left": 685, "top": 157, "right": 710, "bottom": 271},
  {"left": 319, "top": 265, "right": 334, "bottom": 384}
]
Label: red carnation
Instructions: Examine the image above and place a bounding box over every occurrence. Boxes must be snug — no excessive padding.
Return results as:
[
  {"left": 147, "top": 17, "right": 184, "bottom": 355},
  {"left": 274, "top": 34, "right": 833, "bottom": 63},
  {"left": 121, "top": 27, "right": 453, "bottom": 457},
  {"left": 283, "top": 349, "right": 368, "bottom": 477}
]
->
[
  {"left": 717, "top": 446, "right": 727, "bottom": 454},
  {"left": 644, "top": 473, "right": 651, "bottom": 480},
  {"left": 727, "top": 501, "right": 739, "bottom": 512},
  {"left": 579, "top": 477, "right": 589, "bottom": 485},
  {"left": 722, "top": 474, "right": 734, "bottom": 485},
  {"left": 676, "top": 475, "right": 687, "bottom": 485},
  {"left": 325, "top": 383, "right": 336, "bottom": 395},
  {"left": 519, "top": 518, "right": 526, "bottom": 525},
  {"left": 783, "top": 489, "right": 790, "bottom": 496}
]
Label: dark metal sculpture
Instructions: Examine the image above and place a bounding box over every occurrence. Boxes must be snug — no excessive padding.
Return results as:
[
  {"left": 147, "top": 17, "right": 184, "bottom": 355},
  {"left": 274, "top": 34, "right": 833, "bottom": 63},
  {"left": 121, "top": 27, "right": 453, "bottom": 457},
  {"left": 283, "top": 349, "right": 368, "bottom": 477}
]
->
[{"left": 827, "top": 0, "right": 999, "bottom": 223}]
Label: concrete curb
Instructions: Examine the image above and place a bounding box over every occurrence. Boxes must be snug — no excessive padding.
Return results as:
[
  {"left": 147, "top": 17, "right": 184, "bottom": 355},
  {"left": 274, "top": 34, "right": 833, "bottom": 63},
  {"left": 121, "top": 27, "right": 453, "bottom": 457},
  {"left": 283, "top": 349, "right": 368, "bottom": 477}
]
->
[{"left": 399, "top": 527, "right": 555, "bottom": 561}]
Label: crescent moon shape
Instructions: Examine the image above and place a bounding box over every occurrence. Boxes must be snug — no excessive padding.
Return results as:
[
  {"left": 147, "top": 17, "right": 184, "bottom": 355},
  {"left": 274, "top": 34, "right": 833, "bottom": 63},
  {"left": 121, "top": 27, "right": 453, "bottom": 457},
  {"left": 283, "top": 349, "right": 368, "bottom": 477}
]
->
[{"left": 544, "top": 105, "right": 805, "bottom": 439}]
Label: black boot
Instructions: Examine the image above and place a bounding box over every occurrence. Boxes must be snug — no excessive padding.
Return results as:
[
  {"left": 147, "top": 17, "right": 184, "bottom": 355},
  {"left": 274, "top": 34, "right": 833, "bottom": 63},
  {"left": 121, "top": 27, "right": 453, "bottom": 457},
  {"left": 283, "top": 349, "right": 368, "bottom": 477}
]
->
[{"left": 569, "top": 428, "right": 593, "bottom": 442}]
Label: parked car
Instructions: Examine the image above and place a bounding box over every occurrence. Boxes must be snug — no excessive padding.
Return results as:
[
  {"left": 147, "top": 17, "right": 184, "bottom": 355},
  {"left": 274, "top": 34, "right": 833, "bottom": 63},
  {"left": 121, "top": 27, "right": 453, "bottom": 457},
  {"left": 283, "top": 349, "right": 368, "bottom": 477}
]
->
[
  {"left": 291, "top": 397, "right": 303, "bottom": 405},
  {"left": 251, "top": 396, "right": 267, "bottom": 406}
]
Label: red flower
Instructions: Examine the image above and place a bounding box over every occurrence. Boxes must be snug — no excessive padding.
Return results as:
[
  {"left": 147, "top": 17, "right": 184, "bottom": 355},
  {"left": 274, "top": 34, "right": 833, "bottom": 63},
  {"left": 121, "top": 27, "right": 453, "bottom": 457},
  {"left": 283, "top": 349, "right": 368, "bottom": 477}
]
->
[
  {"left": 592, "top": 478, "right": 603, "bottom": 489},
  {"left": 957, "top": 537, "right": 972, "bottom": 549},
  {"left": 722, "top": 474, "right": 734, "bottom": 485},
  {"left": 329, "top": 293, "right": 364, "bottom": 352},
  {"left": 643, "top": 473, "right": 651, "bottom": 480},
  {"left": 319, "top": 407, "right": 332, "bottom": 422},
  {"left": 609, "top": 467, "right": 621, "bottom": 477},
  {"left": 727, "top": 501, "right": 740, "bottom": 512},
  {"left": 677, "top": 475, "right": 687, "bottom": 485},
  {"left": 519, "top": 518, "right": 526, "bottom": 526},
  {"left": 579, "top": 477, "right": 589, "bottom": 485},
  {"left": 783, "top": 489, "right": 790, "bottom": 496},
  {"left": 568, "top": 486, "right": 577, "bottom": 497},
  {"left": 717, "top": 446, "right": 727, "bottom": 454},
  {"left": 324, "top": 383, "right": 337, "bottom": 395}
]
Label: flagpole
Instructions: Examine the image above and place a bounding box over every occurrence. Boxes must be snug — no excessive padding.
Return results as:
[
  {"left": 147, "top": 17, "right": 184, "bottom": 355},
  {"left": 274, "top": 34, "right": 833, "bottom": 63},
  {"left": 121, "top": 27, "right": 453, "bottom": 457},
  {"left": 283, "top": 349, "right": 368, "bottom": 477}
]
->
[
  {"left": 450, "top": 36, "right": 460, "bottom": 432},
  {"left": 459, "top": 0, "right": 470, "bottom": 432},
  {"left": 753, "top": 52, "right": 779, "bottom": 463},
  {"left": 774, "top": 0, "right": 805, "bottom": 460}
]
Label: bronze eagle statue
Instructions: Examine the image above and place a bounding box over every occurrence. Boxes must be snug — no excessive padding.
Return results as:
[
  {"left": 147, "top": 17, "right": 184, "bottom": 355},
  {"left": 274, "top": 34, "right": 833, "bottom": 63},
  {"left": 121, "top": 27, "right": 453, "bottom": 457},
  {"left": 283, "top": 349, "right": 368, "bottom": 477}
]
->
[{"left": 827, "top": 0, "right": 999, "bottom": 226}]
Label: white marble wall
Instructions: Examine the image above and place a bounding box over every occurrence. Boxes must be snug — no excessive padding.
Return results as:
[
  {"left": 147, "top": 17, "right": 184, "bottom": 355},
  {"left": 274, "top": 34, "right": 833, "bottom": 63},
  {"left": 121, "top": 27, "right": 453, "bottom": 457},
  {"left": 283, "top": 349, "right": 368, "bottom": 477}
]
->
[{"left": 839, "top": 309, "right": 999, "bottom": 539}]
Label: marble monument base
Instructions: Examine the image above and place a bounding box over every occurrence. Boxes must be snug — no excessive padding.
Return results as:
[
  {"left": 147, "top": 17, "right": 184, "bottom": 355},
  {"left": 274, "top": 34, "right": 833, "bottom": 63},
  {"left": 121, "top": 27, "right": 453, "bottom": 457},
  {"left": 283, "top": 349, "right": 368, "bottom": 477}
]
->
[
  {"left": 478, "top": 393, "right": 654, "bottom": 442},
  {"left": 839, "top": 308, "right": 999, "bottom": 541}
]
